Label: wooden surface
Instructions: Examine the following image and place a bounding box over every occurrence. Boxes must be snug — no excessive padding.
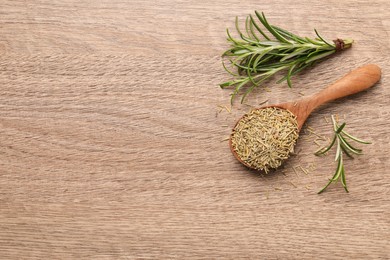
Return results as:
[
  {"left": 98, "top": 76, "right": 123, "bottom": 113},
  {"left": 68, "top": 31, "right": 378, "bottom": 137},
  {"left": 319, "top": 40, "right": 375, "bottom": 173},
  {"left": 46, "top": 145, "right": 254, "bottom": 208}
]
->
[{"left": 0, "top": 1, "right": 389, "bottom": 259}]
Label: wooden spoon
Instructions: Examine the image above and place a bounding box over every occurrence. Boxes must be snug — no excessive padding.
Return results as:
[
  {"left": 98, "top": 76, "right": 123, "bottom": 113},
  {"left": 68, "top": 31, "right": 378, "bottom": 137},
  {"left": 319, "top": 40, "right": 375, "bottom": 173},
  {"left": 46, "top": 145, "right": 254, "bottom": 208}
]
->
[{"left": 230, "top": 64, "right": 381, "bottom": 170}]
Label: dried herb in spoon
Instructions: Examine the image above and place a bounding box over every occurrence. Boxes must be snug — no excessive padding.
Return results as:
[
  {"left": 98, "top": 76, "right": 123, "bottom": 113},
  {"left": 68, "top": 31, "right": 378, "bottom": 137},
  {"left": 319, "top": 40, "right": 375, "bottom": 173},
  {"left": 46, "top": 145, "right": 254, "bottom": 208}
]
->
[
  {"left": 220, "top": 11, "right": 353, "bottom": 103},
  {"left": 315, "top": 115, "right": 370, "bottom": 194},
  {"left": 231, "top": 107, "right": 299, "bottom": 172}
]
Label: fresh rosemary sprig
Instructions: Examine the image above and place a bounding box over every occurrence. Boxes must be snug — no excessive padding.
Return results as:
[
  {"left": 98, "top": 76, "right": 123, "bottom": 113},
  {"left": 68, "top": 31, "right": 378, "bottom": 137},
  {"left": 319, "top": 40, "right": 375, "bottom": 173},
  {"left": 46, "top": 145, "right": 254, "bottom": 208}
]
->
[
  {"left": 315, "top": 115, "right": 370, "bottom": 194},
  {"left": 220, "top": 11, "right": 353, "bottom": 104}
]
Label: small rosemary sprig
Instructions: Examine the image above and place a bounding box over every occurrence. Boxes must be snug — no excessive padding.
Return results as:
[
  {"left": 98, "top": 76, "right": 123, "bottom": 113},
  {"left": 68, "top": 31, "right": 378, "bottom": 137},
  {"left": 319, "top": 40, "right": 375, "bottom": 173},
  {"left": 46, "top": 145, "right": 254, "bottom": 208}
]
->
[
  {"left": 315, "top": 115, "right": 370, "bottom": 194},
  {"left": 220, "top": 11, "right": 353, "bottom": 104}
]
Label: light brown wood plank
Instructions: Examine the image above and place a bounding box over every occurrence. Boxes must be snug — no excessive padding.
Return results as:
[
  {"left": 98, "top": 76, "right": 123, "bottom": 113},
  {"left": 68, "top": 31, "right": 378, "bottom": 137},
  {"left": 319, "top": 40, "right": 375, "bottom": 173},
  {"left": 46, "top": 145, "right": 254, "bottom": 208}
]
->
[{"left": 0, "top": 0, "right": 389, "bottom": 259}]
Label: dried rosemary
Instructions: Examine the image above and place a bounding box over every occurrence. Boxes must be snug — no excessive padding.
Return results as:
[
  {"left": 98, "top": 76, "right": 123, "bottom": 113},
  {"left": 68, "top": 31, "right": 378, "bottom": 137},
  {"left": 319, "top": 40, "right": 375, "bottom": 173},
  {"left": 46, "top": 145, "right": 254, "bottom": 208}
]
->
[{"left": 231, "top": 107, "right": 299, "bottom": 172}]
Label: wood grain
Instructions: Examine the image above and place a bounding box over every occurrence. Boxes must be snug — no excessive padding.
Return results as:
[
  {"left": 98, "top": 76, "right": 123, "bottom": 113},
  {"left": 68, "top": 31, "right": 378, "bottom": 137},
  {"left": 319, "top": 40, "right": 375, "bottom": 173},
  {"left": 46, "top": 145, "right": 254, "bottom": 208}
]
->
[
  {"left": 0, "top": 0, "right": 389, "bottom": 259},
  {"left": 277, "top": 64, "right": 382, "bottom": 130}
]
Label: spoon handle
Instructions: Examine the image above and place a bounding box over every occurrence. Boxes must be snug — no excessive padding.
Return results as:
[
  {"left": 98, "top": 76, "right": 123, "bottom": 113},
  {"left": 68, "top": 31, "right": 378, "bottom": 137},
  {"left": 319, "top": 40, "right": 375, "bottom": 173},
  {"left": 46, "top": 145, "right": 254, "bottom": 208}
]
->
[{"left": 309, "top": 64, "right": 381, "bottom": 110}]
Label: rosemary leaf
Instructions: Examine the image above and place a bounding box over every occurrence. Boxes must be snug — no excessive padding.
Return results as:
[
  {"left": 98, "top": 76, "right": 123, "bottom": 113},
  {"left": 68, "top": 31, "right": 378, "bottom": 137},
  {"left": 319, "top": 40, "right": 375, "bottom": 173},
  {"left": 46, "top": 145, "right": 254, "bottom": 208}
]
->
[
  {"left": 305, "top": 50, "right": 336, "bottom": 64},
  {"left": 314, "top": 135, "right": 336, "bottom": 156}
]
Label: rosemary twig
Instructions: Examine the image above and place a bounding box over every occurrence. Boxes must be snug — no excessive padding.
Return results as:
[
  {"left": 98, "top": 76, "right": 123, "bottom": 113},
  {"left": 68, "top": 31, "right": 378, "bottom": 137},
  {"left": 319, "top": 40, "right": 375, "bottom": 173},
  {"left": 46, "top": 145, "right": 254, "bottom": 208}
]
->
[
  {"left": 220, "top": 11, "right": 353, "bottom": 104},
  {"left": 315, "top": 115, "right": 370, "bottom": 194}
]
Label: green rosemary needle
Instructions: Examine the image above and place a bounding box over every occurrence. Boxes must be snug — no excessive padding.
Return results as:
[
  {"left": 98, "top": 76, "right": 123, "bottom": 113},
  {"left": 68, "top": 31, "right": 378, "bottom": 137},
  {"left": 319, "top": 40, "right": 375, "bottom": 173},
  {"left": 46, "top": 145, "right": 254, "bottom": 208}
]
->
[
  {"left": 315, "top": 115, "right": 370, "bottom": 194},
  {"left": 220, "top": 11, "right": 353, "bottom": 104}
]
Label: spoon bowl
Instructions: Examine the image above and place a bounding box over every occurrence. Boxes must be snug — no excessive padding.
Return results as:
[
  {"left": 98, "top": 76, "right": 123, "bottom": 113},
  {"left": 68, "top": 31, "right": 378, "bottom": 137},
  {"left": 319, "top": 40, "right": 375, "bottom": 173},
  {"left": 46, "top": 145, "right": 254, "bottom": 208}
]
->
[{"left": 230, "top": 64, "right": 381, "bottom": 170}]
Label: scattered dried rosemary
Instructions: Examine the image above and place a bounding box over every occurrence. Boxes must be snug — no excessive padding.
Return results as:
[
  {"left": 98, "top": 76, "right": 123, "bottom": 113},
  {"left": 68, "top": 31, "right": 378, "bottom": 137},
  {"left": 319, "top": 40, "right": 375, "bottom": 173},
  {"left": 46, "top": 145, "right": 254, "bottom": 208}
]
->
[{"left": 231, "top": 107, "right": 299, "bottom": 172}]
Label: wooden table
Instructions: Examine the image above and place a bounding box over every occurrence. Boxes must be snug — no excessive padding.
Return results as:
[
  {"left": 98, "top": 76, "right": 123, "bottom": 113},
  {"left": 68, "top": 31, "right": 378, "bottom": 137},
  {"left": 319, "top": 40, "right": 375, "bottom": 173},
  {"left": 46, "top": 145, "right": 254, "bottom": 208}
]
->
[{"left": 1, "top": 1, "right": 389, "bottom": 259}]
